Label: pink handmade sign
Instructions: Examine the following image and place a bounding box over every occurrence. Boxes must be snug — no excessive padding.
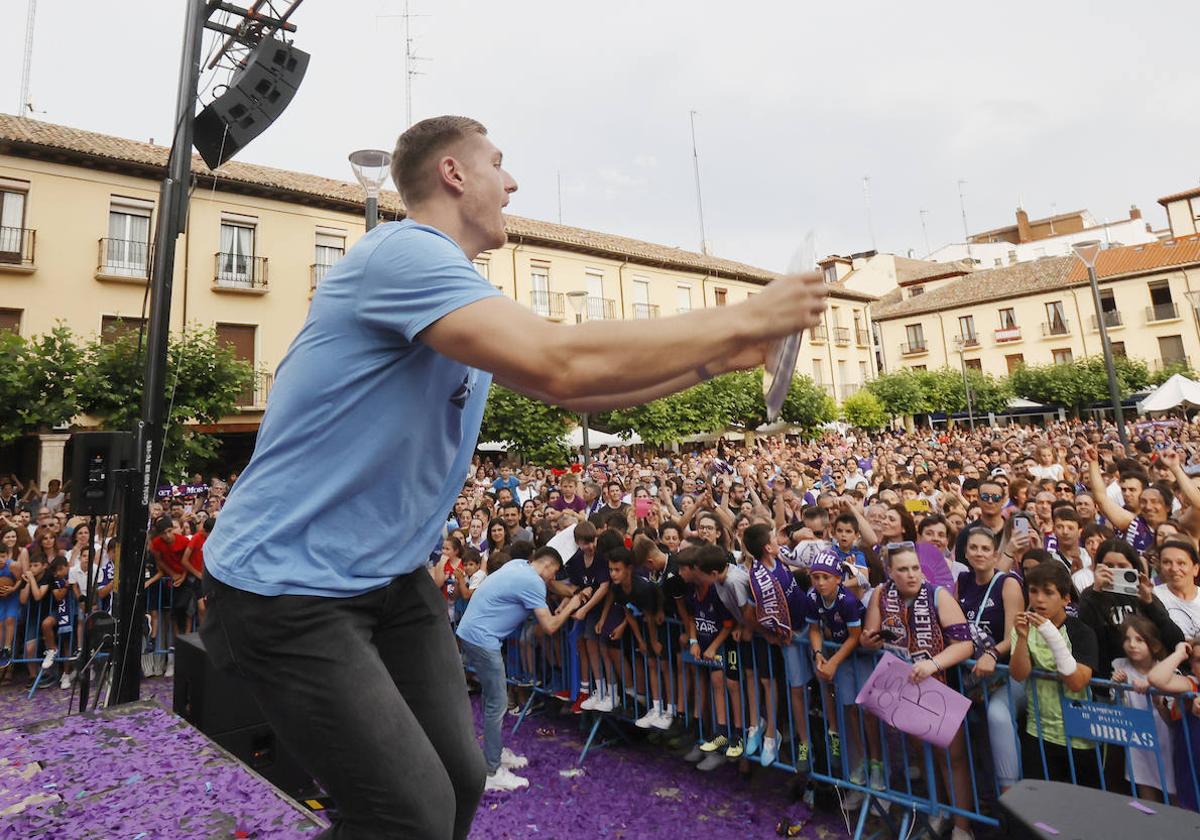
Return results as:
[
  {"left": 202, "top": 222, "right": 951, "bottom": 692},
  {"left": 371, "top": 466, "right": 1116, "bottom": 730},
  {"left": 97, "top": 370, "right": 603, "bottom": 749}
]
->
[{"left": 854, "top": 652, "right": 971, "bottom": 749}]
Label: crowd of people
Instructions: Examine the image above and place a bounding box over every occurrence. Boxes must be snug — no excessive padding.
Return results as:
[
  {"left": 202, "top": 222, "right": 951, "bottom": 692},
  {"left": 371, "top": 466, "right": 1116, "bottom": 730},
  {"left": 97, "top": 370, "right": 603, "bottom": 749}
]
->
[
  {"left": 4, "top": 417, "right": 1200, "bottom": 837},
  {"left": 442, "top": 418, "right": 1200, "bottom": 838}
]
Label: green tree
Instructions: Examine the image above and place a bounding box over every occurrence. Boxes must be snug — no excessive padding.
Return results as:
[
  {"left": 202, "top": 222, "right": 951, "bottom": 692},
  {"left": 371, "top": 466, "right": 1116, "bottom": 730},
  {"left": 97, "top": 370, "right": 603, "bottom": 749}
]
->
[
  {"left": 0, "top": 325, "right": 87, "bottom": 444},
  {"left": 598, "top": 383, "right": 725, "bottom": 447},
  {"left": 77, "top": 325, "right": 254, "bottom": 481},
  {"left": 1010, "top": 356, "right": 1148, "bottom": 412},
  {"left": 1148, "top": 360, "right": 1196, "bottom": 387},
  {"left": 479, "top": 383, "right": 572, "bottom": 465},
  {"left": 866, "top": 370, "right": 928, "bottom": 418},
  {"left": 780, "top": 375, "right": 837, "bottom": 434},
  {"left": 842, "top": 390, "right": 889, "bottom": 431}
]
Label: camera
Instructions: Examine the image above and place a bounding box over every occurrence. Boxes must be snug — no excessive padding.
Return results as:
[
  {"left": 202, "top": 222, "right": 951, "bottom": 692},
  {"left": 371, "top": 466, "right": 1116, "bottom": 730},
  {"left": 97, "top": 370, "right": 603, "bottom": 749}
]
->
[{"left": 1102, "top": 567, "right": 1140, "bottom": 598}]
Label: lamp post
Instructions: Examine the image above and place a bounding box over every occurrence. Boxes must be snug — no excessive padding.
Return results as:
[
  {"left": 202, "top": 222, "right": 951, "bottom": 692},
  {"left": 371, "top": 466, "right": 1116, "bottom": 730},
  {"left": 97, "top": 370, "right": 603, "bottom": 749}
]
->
[
  {"left": 1073, "top": 240, "right": 1128, "bottom": 449},
  {"left": 952, "top": 335, "right": 976, "bottom": 430},
  {"left": 566, "top": 290, "right": 591, "bottom": 466},
  {"left": 349, "top": 149, "right": 392, "bottom": 231}
]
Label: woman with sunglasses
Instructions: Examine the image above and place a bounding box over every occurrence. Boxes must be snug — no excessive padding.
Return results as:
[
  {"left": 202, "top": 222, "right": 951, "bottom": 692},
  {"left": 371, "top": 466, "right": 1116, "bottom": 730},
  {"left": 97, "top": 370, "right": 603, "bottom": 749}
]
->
[
  {"left": 861, "top": 542, "right": 976, "bottom": 840},
  {"left": 958, "top": 525, "right": 1025, "bottom": 793}
]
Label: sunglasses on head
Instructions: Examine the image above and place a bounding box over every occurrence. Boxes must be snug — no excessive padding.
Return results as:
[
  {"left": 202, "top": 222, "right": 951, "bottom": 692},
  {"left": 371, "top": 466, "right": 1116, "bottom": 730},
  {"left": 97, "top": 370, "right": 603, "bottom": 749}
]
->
[
  {"left": 1056, "top": 484, "right": 1072, "bottom": 492},
  {"left": 885, "top": 541, "right": 916, "bottom": 554}
]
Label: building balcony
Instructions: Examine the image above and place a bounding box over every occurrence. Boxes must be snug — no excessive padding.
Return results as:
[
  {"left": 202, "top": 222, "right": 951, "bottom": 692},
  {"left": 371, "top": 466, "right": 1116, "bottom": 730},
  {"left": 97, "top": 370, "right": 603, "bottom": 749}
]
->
[
  {"left": 0, "top": 226, "right": 36, "bottom": 272},
  {"left": 958, "top": 334, "right": 980, "bottom": 348},
  {"left": 675, "top": 306, "right": 691, "bottom": 315},
  {"left": 900, "top": 341, "right": 928, "bottom": 356},
  {"left": 1041, "top": 320, "right": 1070, "bottom": 337},
  {"left": 1091, "top": 310, "right": 1123, "bottom": 330},
  {"left": 1154, "top": 356, "right": 1191, "bottom": 372},
  {"left": 855, "top": 328, "right": 871, "bottom": 347},
  {"left": 1146, "top": 302, "right": 1181, "bottom": 323},
  {"left": 833, "top": 326, "right": 851, "bottom": 345},
  {"left": 994, "top": 326, "right": 1022, "bottom": 343},
  {"left": 96, "top": 237, "right": 151, "bottom": 282},
  {"left": 213, "top": 253, "right": 268, "bottom": 293},
  {"left": 632, "top": 302, "right": 660, "bottom": 319},
  {"left": 810, "top": 325, "right": 828, "bottom": 343},
  {"left": 841, "top": 383, "right": 861, "bottom": 397},
  {"left": 530, "top": 289, "right": 565, "bottom": 320},
  {"left": 310, "top": 262, "right": 335, "bottom": 291},
  {"left": 587, "top": 296, "right": 616, "bottom": 320},
  {"left": 238, "top": 370, "right": 273, "bottom": 409}
]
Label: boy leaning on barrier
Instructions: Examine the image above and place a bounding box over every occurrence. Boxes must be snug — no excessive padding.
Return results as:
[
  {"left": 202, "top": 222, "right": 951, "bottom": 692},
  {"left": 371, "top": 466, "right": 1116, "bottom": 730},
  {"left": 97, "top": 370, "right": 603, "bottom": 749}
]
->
[{"left": 1010, "top": 561, "right": 1102, "bottom": 789}]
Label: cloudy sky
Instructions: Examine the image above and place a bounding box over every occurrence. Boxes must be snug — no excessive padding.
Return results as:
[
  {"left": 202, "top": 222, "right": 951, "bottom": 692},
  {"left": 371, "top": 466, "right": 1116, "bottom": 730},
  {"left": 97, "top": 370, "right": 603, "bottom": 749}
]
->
[{"left": 2, "top": 1, "right": 1197, "bottom": 270}]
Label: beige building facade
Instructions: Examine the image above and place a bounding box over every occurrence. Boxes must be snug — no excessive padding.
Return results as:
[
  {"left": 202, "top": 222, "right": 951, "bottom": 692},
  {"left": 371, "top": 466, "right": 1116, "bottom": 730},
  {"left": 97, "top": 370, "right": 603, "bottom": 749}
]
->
[
  {"left": 871, "top": 235, "right": 1200, "bottom": 378},
  {"left": 0, "top": 115, "right": 876, "bottom": 473}
]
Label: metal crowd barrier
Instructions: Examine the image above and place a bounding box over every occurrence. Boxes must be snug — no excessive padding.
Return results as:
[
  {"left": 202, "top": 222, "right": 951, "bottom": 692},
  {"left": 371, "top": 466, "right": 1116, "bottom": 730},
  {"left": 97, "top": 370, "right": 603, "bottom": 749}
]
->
[{"left": 495, "top": 617, "right": 1200, "bottom": 838}]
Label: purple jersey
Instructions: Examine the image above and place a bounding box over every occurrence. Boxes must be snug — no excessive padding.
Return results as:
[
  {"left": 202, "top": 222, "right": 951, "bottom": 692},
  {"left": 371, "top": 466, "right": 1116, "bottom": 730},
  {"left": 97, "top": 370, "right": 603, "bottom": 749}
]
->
[
  {"left": 805, "top": 585, "right": 864, "bottom": 643},
  {"left": 688, "top": 582, "right": 733, "bottom": 645},
  {"left": 957, "top": 570, "right": 1016, "bottom": 648},
  {"left": 764, "top": 558, "right": 809, "bottom": 630},
  {"left": 1122, "top": 516, "right": 1154, "bottom": 553}
]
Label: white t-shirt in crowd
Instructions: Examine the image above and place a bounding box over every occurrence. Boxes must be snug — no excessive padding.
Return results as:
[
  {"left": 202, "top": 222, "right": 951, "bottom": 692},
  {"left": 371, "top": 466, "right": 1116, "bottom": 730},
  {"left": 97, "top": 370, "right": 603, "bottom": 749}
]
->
[
  {"left": 1029, "top": 463, "right": 1064, "bottom": 482},
  {"left": 1154, "top": 583, "right": 1200, "bottom": 638},
  {"left": 469, "top": 569, "right": 486, "bottom": 589}
]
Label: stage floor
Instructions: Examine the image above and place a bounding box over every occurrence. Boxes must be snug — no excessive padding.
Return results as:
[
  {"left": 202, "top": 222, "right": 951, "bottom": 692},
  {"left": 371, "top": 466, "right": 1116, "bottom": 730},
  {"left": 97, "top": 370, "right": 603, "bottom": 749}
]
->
[
  {"left": 0, "top": 676, "right": 838, "bottom": 839},
  {"left": 0, "top": 689, "right": 325, "bottom": 839}
]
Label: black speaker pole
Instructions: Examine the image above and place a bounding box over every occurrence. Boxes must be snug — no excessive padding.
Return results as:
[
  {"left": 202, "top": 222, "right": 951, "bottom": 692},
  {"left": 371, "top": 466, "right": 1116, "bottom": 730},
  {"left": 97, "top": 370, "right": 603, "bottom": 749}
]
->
[{"left": 111, "top": 0, "right": 209, "bottom": 706}]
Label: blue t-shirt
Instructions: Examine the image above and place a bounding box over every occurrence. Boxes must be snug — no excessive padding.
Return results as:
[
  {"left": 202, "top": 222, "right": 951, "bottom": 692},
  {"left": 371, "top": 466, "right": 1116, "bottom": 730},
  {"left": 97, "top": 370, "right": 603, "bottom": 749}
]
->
[
  {"left": 457, "top": 559, "right": 548, "bottom": 649},
  {"left": 205, "top": 220, "right": 502, "bottom": 597}
]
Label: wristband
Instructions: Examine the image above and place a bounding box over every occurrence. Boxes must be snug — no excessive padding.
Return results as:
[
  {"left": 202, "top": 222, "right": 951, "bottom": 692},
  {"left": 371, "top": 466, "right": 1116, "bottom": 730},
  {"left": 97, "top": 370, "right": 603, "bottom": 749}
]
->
[
  {"left": 934, "top": 659, "right": 945, "bottom": 673},
  {"left": 689, "top": 637, "right": 698, "bottom": 646}
]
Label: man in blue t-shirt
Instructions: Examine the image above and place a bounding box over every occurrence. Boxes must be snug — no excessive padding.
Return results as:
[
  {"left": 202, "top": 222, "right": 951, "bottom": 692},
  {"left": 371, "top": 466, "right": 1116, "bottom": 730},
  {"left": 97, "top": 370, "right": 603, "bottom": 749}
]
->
[
  {"left": 200, "top": 115, "right": 829, "bottom": 840},
  {"left": 457, "top": 547, "right": 583, "bottom": 792}
]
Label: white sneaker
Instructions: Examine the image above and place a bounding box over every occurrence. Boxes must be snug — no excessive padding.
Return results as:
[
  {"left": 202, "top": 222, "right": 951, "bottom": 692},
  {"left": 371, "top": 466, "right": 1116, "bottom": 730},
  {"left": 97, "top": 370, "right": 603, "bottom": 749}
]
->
[
  {"left": 650, "top": 709, "right": 674, "bottom": 731},
  {"left": 59, "top": 673, "right": 72, "bottom": 690},
  {"left": 760, "top": 736, "right": 778, "bottom": 767},
  {"left": 950, "top": 827, "right": 974, "bottom": 840},
  {"left": 40, "top": 650, "right": 56, "bottom": 670},
  {"left": 635, "top": 709, "right": 660, "bottom": 729},
  {"left": 592, "top": 693, "right": 614, "bottom": 712},
  {"left": 927, "top": 813, "right": 950, "bottom": 836},
  {"left": 500, "top": 748, "right": 528, "bottom": 770},
  {"left": 164, "top": 656, "right": 174, "bottom": 678},
  {"left": 484, "top": 765, "right": 528, "bottom": 792}
]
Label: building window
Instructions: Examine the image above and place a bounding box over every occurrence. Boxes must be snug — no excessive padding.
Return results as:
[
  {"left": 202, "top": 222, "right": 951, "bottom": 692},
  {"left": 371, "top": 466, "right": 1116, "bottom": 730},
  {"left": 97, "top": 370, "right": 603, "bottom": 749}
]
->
[
  {"left": 100, "top": 315, "right": 147, "bottom": 344},
  {"left": 217, "top": 221, "right": 256, "bottom": 286},
  {"left": 0, "top": 186, "right": 28, "bottom": 263},
  {"left": 1051, "top": 348, "right": 1073, "bottom": 365},
  {"left": 859, "top": 360, "right": 868, "bottom": 381},
  {"left": 904, "top": 323, "right": 925, "bottom": 351},
  {"left": 823, "top": 265, "right": 838, "bottom": 284},
  {"left": 911, "top": 364, "right": 927, "bottom": 371},
  {"left": 811, "top": 359, "right": 824, "bottom": 383},
  {"left": 910, "top": 285, "right": 925, "bottom": 296},
  {"left": 958, "top": 315, "right": 976, "bottom": 342},
  {"left": 1147, "top": 280, "right": 1177, "bottom": 321},
  {"left": 0, "top": 308, "right": 21, "bottom": 334},
  {"left": 965, "top": 358, "right": 983, "bottom": 372},
  {"left": 1005, "top": 353, "right": 1024, "bottom": 374},
  {"left": 999, "top": 308, "right": 1017, "bottom": 329},
  {"left": 676, "top": 284, "right": 692, "bottom": 313},
  {"left": 1110, "top": 341, "right": 1126, "bottom": 357},
  {"left": 1045, "top": 301, "right": 1067, "bottom": 334},
  {"left": 216, "top": 323, "right": 258, "bottom": 406},
  {"left": 714, "top": 287, "right": 728, "bottom": 306},
  {"left": 472, "top": 258, "right": 489, "bottom": 279},
  {"left": 312, "top": 230, "right": 345, "bottom": 289},
  {"left": 1158, "top": 335, "right": 1187, "bottom": 367},
  {"left": 1191, "top": 198, "right": 1200, "bottom": 224},
  {"left": 530, "top": 262, "right": 551, "bottom": 316},
  {"left": 104, "top": 198, "right": 152, "bottom": 276}
]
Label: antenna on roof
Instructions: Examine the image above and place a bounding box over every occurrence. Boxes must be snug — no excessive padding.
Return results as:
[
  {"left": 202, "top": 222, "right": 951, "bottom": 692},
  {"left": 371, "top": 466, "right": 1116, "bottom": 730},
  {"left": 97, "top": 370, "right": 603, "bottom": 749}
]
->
[
  {"left": 688, "top": 110, "right": 709, "bottom": 255},
  {"left": 17, "top": 0, "right": 37, "bottom": 115},
  {"left": 557, "top": 169, "right": 563, "bottom": 224},
  {"left": 957, "top": 179, "right": 972, "bottom": 261},
  {"left": 919, "top": 208, "right": 931, "bottom": 257},
  {"left": 379, "top": 0, "right": 431, "bottom": 127},
  {"left": 862, "top": 176, "right": 876, "bottom": 250}
]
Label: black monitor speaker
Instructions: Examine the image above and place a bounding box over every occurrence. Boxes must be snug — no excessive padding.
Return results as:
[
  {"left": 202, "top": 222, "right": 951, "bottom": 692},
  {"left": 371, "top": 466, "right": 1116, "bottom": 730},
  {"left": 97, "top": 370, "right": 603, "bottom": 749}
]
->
[
  {"left": 193, "top": 37, "right": 310, "bottom": 170},
  {"left": 69, "top": 431, "right": 132, "bottom": 516}
]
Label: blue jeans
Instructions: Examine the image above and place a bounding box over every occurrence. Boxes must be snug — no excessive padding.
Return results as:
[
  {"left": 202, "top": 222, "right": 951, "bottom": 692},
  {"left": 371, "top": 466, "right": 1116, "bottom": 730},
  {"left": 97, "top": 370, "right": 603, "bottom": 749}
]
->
[{"left": 463, "top": 641, "right": 508, "bottom": 773}]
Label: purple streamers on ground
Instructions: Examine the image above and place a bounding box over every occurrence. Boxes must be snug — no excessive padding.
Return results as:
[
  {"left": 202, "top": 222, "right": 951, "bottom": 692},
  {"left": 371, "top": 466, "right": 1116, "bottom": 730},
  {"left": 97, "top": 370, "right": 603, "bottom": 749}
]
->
[{"left": 0, "top": 677, "right": 839, "bottom": 838}]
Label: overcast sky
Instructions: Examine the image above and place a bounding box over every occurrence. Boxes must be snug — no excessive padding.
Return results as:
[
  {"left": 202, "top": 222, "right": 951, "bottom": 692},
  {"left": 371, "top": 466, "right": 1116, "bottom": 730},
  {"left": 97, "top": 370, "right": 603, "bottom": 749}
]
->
[{"left": 2, "top": 1, "right": 1198, "bottom": 270}]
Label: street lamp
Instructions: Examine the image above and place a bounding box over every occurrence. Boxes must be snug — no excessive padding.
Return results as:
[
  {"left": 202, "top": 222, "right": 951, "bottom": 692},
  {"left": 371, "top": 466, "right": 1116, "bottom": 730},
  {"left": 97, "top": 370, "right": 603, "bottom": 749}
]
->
[
  {"left": 1073, "top": 240, "right": 1128, "bottom": 449},
  {"left": 566, "top": 291, "right": 591, "bottom": 466},
  {"left": 348, "top": 149, "right": 392, "bottom": 231},
  {"left": 952, "top": 335, "right": 976, "bottom": 430}
]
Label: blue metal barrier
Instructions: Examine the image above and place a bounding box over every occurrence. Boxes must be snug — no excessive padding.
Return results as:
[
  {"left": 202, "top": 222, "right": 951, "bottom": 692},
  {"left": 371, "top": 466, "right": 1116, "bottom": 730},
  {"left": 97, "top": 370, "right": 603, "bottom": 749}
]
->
[{"left": 494, "top": 617, "right": 1200, "bottom": 838}]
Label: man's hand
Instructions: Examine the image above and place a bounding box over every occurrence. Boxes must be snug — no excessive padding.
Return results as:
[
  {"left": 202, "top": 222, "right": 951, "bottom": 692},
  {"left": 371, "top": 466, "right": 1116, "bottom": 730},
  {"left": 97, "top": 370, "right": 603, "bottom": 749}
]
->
[{"left": 748, "top": 271, "right": 829, "bottom": 340}]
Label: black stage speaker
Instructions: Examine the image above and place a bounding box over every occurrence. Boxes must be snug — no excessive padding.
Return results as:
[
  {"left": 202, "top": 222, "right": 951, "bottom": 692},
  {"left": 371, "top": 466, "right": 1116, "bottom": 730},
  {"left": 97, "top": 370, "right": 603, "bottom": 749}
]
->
[
  {"left": 69, "top": 431, "right": 132, "bottom": 516},
  {"left": 174, "top": 632, "right": 313, "bottom": 797},
  {"left": 194, "top": 37, "right": 310, "bottom": 170}
]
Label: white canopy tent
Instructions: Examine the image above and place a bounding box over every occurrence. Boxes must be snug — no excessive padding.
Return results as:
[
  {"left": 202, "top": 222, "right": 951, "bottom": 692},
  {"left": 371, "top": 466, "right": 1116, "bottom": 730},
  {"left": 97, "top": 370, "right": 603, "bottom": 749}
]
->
[
  {"left": 567, "top": 426, "right": 642, "bottom": 448},
  {"left": 1137, "top": 374, "right": 1200, "bottom": 414}
]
